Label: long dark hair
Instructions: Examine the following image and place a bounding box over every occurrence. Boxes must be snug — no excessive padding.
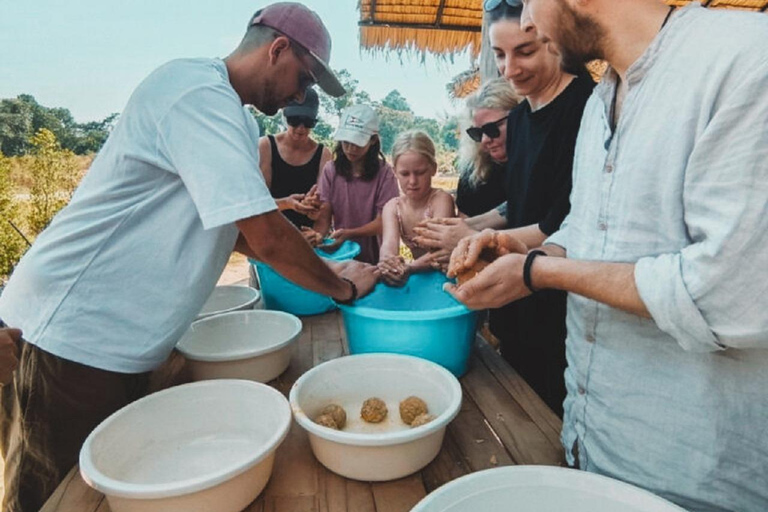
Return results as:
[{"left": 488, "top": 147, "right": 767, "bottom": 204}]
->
[{"left": 333, "top": 136, "right": 387, "bottom": 182}]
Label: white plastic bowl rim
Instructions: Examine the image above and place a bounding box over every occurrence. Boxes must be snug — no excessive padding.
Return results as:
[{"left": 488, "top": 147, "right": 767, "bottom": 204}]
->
[
  {"left": 179, "top": 310, "right": 302, "bottom": 362},
  {"left": 197, "top": 285, "right": 261, "bottom": 319},
  {"left": 79, "top": 380, "right": 292, "bottom": 500},
  {"left": 411, "top": 465, "right": 688, "bottom": 512},
  {"left": 289, "top": 353, "right": 462, "bottom": 447}
]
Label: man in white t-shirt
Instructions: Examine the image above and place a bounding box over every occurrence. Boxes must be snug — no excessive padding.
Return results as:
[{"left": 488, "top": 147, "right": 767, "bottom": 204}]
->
[{"left": 0, "top": 4, "right": 374, "bottom": 511}]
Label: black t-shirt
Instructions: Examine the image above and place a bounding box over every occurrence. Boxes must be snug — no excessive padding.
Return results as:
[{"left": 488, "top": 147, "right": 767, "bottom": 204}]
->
[
  {"left": 504, "top": 73, "right": 595, "bottom": 233},
  {"left": 455, "top": 162, "right": 507, "bottom": 217},
  {"left": 492, "top": 73, "right": 595, "bottom": 417},
  {"left": 268, "top": 135, "right": 323, "bottom": 228}
]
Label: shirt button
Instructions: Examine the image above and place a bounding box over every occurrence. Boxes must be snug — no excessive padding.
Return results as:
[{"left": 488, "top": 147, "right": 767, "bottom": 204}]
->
[
  {"left": 605, "top": 164, "right": 614, "bottom": 173},
  {"left": 598, "top": 222, "right": 608, "bottom": 231},
  {"left": 585, "top": 334, "right": 595, "bottom": 343},
  {"left": 578, "top": 386, "right": 586, "bottom": 395}
]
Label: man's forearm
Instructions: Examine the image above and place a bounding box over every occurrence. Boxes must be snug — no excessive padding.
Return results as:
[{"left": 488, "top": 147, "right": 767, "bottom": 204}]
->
[
  {"left": 533, "top": 256, "right": 650, "bottom": 318},
  {"left": 238, "top": 212, "right": 351, "bottom": 301}
]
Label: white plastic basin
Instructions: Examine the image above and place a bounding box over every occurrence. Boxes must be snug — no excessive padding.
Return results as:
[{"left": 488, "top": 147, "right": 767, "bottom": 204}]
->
[
  {"left": 411, "top": 466, "right": 687, "bottom": 512},
  {"left": 80, "top": 380, "right": 291, "bottom": 512},
  {"left": 197, "top": 285, "right": 261, "bottom": 320},
  {"left": 289, "top": 353, "right": 462, "bottom": 481},
  {"left": 177, "top": 310, "right": 301, "bottom": 383}
]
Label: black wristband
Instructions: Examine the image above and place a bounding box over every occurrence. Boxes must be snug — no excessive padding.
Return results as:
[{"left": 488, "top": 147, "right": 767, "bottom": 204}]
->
[
  {"left": 523, "top": 250, "right": 546, "bottom": 293},
  {"left": 335, "top": 277, "right": 358, "bottom": 305}
]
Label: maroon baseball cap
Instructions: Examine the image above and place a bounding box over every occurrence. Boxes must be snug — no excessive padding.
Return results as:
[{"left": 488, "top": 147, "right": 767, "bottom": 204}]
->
[{"left": 250, "top": 2, "right": 346, "bottom": 97}]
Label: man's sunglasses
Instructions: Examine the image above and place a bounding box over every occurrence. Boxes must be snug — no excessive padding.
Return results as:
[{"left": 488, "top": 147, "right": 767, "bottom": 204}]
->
[
  {"left": 483, "top": 0, "right": 522, "bottom": 12},
  {"left": 286, "top": 116, "right": 317, "bottom": 129},
  {"left": 466, "top": 115, "right": 509, "bottom": 142}
]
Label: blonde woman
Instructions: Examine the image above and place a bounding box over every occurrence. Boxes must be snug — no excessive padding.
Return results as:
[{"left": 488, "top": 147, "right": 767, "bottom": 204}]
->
[
  {"left": 377, "top": 131, "right": 455, "bottom": 286},
  {"left": 456, "top": 77, "right": 520, "bottom": 217}
]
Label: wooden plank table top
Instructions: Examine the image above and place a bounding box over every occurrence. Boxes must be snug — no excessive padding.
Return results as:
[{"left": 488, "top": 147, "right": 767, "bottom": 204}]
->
[{"left": 42, "top": 310, "right": 565, "bottom": 512}]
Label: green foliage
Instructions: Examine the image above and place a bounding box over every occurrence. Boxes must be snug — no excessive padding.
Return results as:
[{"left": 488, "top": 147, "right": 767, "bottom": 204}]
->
[
  {"left": 0, "top": 95, "right": 117, "bottom": 156},
  {"left": 381, "top": 90, "right": 412, "bottom": 113},
  {"left": 0, "top": 151, "right": 27, "bottom": 278},
  {"left": 317, "top": 69, "right": 372, "bottom": 120},
  {"left": 27, "top": 129, "right": 78, "bottom": 234}
]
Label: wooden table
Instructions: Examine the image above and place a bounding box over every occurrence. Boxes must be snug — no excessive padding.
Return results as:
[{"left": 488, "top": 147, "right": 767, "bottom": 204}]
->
[{"left": 42, "top": 311, "right": 565, "bottom": 512}]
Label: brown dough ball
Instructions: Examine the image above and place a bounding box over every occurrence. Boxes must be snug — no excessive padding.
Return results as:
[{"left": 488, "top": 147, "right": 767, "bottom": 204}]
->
[
  {"left": 456, "top": 257, "right": 491, "bottom": 286},
  {"left": 399, "top": 396, "right": 429, "bottom": 425},
  {"left": 321, "top": 404, "right": 347, "bottom": 429},
  {"left": 315, "top": 413, "right": 339, "bottom": 430},
  {"left": 360, "top": 397, "right": 388, "bottom": 423},
  {"left": 410, "top": 413, "right": 435, "bottom": 427}
]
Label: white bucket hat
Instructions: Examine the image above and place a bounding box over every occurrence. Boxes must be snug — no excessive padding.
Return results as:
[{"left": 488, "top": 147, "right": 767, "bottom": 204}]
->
[{"left": 334, "top": 105, "right": 379, "bottom": 147}]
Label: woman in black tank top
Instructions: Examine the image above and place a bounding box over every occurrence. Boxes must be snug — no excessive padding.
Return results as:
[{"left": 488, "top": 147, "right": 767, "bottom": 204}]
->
[
  {"left": 268, "top": 135, "right": 324, "bottom": 228},
  {"left": 257, "top": 88, "right": 332, "bottom": 230}
]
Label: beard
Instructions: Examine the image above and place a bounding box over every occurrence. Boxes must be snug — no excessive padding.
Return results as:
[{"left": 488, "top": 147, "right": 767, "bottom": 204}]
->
[
  {"left": 253, "top": 79, "right": 281, "bottom": 116},
  {"left": 551, "top": 0, "right": 607, "bottom": 70}
]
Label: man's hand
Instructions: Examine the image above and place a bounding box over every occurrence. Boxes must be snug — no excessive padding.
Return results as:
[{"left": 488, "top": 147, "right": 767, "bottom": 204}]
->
[
  {"left": 447, "top": 229, "right": 528, "bottom": 278},
  {"left": 412, "top": 217, "right": 477, "bottom": 251},
  {"left": 444, "top": 253, "right": 531, "bottom": 309},
  {"left": 0, "top": 328, "right": 21, "bottom": 385},
  {"left": 377, "top": 256, "right": 410, "bottom": 287},
  {"left": 331, "top": 260, "right": 378, "bottom": 300}
]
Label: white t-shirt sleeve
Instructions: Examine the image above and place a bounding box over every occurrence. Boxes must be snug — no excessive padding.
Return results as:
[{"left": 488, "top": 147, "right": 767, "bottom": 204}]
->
[{"left": 156, "top": 83, "right": 276, "bottom": 229}]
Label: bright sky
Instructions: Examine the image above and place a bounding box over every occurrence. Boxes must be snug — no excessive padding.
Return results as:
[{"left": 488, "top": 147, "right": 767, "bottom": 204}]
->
[{"left": 0, "top": 0, "right": 475, "bottom": 123}]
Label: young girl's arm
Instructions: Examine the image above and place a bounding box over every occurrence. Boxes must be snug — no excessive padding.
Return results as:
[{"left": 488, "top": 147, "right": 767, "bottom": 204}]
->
[
  {"left": 378, "top": 199, "right": 400, "bottom": 260},
  {"left": 313, "top": 202, "right": 333, "bottom": 238}
]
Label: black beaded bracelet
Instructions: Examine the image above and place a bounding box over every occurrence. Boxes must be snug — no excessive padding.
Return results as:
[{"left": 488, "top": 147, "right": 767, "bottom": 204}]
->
[
  {"left": 523, "top": 250, "right": 546, "bottom": 293},
  {"left": 335, "top": 277, "right": 358, "bottom": 305}
]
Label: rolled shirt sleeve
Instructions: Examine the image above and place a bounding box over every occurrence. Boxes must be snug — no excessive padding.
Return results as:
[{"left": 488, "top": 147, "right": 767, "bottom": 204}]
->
[{"left": 635, "top": 54, "right": 768, "bottom": 352}]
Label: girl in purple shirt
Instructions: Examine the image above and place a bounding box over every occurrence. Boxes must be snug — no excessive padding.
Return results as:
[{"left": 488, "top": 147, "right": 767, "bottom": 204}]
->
[{"left": 313, "top": 105, "right": 399, "bottom": 264}]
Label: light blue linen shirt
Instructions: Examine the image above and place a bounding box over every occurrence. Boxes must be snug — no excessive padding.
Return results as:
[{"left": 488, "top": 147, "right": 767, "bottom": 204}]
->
[{"left": 546, "top": 4, "right": 768, "bottom": 512}]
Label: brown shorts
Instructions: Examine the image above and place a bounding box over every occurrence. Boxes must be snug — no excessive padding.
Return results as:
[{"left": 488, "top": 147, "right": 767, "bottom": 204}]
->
[{"left": 0, "top": 341, "right": 149, "bottom": 512}]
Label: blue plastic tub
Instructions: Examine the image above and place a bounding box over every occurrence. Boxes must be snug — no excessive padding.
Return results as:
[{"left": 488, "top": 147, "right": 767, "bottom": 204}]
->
[
  {"left": 250, "top": 240, "right": 361, "bottom": 316},
  {"left": 338, "top": 271, "right": 479, "bottom": 377}
]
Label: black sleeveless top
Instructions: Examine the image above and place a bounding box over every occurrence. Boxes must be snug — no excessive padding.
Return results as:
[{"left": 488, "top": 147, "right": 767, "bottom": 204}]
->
[{"left": 268, "top": 135, "right": 324, "bottom": 228}]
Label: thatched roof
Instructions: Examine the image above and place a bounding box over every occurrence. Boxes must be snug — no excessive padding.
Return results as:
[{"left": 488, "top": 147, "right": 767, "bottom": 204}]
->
[
  {"left": 359, "top": 0, "right": 767, "bottom": 58},
  {"left": 359, "top": 0, "right": 483, "bottom": 57}
]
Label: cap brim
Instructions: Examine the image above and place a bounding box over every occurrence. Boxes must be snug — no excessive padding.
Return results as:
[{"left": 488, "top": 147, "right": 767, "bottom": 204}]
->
[
  {"left": 309, "top": 50, "right": 346, "bottom": 97},
  {"left": 283, "top": 105, "right": 317, "bottom": 118},
  {"left": 334, "top": 128, "right": 373, "bottom": 147}
]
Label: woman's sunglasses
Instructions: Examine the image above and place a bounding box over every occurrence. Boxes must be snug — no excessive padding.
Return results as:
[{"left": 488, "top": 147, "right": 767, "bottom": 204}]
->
[
  {"left": 466, "top": 115, "right": 509, "bottom": 142},
  {"left": 483, "top": 0, "right": 523, "bottom": 12},
  {"left": 286, "top": 116, "right": 317, "bottom": 129}
]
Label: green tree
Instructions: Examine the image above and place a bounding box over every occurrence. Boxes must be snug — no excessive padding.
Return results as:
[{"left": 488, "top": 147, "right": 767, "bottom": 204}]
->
[
  {"left": 0, "top": 151, "right": 27, "bottom": 278},
  {"left": 381, "top": 90, "right": 412, "bottom": 113},
  {"left": 317, "top": 69, "right": 372, "bottom": 122},
  {"left": 248, "top": 106, "right": 284, "bottom": 136},
  {"left": 27, "top": 129, "right": 79, "bottom": 234},
  {"left": 0, "top": 95, "right": 117, "bottom": 156}
]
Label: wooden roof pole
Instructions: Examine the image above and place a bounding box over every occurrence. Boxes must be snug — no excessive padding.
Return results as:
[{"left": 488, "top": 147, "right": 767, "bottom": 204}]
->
[{"left": 435, "top": 0, "right": 447, "bottom": 26}]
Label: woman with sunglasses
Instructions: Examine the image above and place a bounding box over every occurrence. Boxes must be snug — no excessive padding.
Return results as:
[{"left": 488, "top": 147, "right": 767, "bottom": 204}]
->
[
  {"left": 456, "top": 77, "right": 520, "bottom": 218},
  {"left": 428, "top": 0, "right": 595, "bottom": 417},
  {"left": 258, "top": 87, "right": 332, "bottom": 235}
]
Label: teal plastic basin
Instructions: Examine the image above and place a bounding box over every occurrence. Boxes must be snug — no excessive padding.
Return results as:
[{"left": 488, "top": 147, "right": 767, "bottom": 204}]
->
[
  {"left": 250, "top": 240, "right": 361, "bottom": 316},
  {"left": 338, "top": 271, "right": 478, "bottom": 376}
]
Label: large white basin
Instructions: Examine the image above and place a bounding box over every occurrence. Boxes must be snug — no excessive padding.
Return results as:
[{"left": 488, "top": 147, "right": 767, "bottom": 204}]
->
[
  {"left": 197, "top": 285, "right": 261, "bottom": 320},
  {"left": 177, "top": 310, "right": 301, "bottom": 383},
  {"left": 411, "top": 466, "right": 687, "bottom": 512},
  {"left": 289, "top": 353, "right": 462, "bottom": 481},
  {"left": 80, "top": 380, "right": 291, "bottom": 512}
]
